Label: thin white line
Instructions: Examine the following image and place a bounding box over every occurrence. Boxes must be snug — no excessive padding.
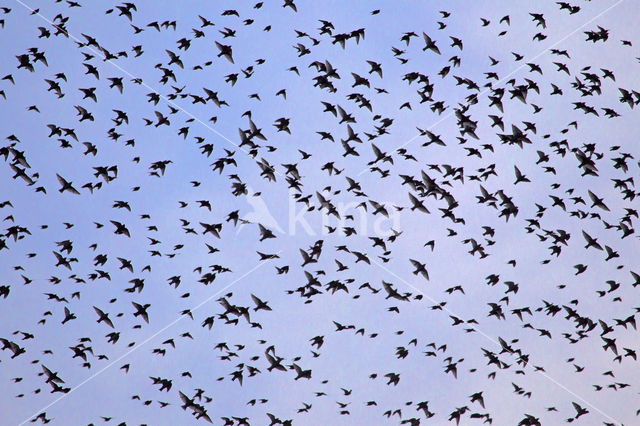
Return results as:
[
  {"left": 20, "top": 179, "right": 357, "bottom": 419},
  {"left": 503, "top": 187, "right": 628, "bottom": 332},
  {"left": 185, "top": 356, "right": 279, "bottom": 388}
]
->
[
  {"left": 356, "top": 0, "right": 625, "bottom": 176},
  {"left": 12, "top": 0, "right": 274, "bottom": 171},
  {"left": 369, "top": 258, "right": 623, "bottom": 425},
  {"left": 11, "top": 0, "right": 627, "bottom": 424},
  {"left": 17, "top": 257, "right": 275, "bottom": 425}
]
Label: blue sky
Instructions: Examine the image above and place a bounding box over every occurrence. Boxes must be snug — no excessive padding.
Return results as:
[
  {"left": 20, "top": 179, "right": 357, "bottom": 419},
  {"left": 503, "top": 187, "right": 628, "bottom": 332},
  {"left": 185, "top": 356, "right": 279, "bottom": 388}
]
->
[{"left": 1, "top": 0, "right": 640, "bottom": 425}]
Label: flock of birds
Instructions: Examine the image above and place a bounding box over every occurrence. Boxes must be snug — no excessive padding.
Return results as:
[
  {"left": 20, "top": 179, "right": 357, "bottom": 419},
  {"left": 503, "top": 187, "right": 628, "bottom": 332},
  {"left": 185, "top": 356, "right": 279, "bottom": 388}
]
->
[{"left": 1, "top": 0, "right": 640, "bottom": 425}]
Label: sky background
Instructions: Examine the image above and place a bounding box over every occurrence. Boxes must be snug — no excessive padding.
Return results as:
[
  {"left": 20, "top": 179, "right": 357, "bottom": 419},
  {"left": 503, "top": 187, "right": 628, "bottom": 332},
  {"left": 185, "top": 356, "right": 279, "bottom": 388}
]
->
[{"left": 1, "top": 0, "right": 640, "bottom": 425}]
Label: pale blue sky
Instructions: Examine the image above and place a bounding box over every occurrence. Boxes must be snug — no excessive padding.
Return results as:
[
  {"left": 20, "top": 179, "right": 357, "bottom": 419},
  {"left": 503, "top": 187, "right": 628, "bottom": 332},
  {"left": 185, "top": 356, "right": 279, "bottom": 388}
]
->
[{"left": 1, "top": 0, "right": 639, "bottom": 425}]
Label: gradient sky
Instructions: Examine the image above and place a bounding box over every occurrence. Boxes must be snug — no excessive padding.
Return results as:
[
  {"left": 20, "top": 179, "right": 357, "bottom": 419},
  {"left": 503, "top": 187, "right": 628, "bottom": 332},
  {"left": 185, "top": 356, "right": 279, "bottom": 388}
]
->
[{"left": 1, "top": 0, "right": 639, "bottom": 425}]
